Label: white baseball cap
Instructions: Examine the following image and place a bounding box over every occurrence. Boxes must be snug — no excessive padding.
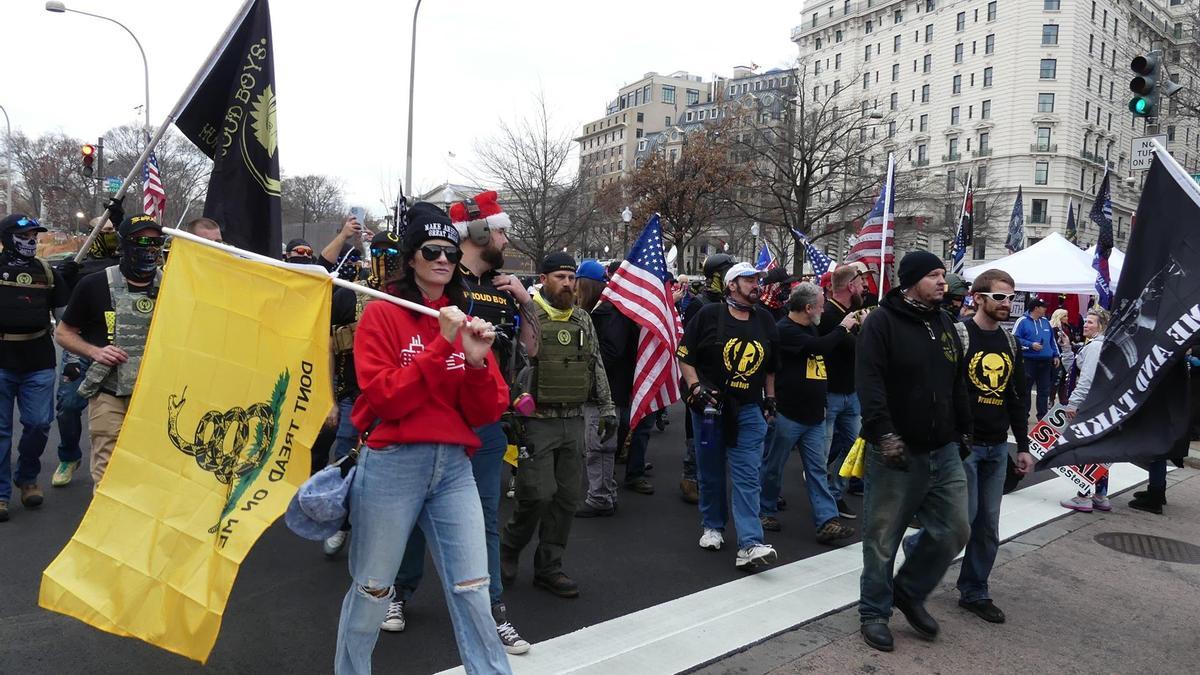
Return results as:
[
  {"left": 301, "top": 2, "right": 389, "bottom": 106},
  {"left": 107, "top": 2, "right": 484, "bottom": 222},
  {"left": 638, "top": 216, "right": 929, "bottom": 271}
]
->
[{"left": 723, "top": 262, "right": 764, "bottom": 286}]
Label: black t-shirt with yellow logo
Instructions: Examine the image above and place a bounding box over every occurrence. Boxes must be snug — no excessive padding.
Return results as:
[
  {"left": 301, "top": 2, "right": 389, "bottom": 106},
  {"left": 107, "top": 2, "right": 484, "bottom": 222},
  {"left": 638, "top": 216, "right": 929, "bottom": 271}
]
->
[
  {"left": 775, "top": 318, "right": 848, "bottom": 425},
  {"left": 678, "top": 301, "right": 778, "bottom": 404},
  {"left": 963, "top": 318, "right": 1029, "bottom": 449}
]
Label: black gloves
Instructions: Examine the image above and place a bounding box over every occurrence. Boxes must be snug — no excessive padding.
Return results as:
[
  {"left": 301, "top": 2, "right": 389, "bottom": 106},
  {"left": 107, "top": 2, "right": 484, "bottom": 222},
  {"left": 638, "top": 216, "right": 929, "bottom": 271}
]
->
[
  {"left": 685, "top": 382, "right": 719, "bottom": 415},
  {"left": 104, "top": 195, "right": 126, "bottom": 228},
  {"left": 598, "top": 415, "right": 617, "bottom": 443},
  {"left": 761, "top": 396, "right": 778, "bottom": 419},
  {"left": 62, "top": 362, "right": 82, "bottom": 381},
  {"left": 58, "top": 258, "right": 81, "bottom": 285},
  {"left": 878, "top": 433, "right": 910, "bottom": 471}
]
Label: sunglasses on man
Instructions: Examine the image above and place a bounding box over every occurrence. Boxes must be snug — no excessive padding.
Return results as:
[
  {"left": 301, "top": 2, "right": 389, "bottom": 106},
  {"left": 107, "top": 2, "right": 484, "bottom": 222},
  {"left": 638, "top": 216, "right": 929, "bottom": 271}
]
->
[
  {"left": 978, "top": 292, "right": 1014, "bottom": 303},
  {"left": 419, "top": 244, "right": 461, "bottom": 263},
  {"left": 127, "top": 236, "right": 165, "bottom": 247},
  {"left": 288, "top": 245, "right": 314, "bottom": 257}
]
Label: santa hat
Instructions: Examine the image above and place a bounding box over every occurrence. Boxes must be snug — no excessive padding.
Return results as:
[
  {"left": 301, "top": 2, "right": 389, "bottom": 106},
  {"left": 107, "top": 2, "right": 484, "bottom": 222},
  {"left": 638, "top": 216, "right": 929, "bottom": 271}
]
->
[{"left": 448, "top": 190, "right": 512, "bottom": 238}]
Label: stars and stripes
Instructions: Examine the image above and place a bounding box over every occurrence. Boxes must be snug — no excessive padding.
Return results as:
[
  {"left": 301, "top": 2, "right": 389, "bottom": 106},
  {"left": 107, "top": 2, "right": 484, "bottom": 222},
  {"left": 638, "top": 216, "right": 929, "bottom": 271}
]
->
[
  {"left": 789, "top": 227, "right": 833, "bottom": 276},
  {"left": 845, "top": 154, "right": 895, "bottom": 297},
  {"left": 600, "top": 214, "right": 683, "bottom": 432},
  {"left": 1090, "top": 171, "right": 1114, "bottom": 309},
  {"left": 755, "top": 243, "right": 783, "bottom": 310},
  {"left": 952, "top": 173, "right": 974, "bottom": 274},
  {"left": 142, "top": 151, "right": 166, "bottom": 220}
]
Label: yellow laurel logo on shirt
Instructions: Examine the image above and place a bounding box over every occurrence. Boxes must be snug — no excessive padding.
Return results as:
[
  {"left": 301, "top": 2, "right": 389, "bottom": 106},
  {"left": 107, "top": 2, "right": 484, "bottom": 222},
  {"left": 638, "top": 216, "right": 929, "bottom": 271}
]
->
[
  {"left": 134, "top": 297, "right": 156, "bottom": 314},
  {"left": 16, "top": 272, "right": 33, "bottom": 285},
  {"left": 806, "top": 354, "right": 827, "bottom": 380},
  {"left": 722, "top": 338, "right": 765, "bottom": 389},
  {"left": 968, "top": 351, "right": 1012, "bottom": 398}
]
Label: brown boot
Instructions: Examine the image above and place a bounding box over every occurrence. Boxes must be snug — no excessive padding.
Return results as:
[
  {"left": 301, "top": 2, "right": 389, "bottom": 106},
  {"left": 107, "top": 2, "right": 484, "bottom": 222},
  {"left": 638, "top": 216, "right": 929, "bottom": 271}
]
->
[
  {"left": 19, "top": 484, "right": 44, "bottom": 508},
  {"left": 679, "top": 479, "right": 699, "bottom": 504}
]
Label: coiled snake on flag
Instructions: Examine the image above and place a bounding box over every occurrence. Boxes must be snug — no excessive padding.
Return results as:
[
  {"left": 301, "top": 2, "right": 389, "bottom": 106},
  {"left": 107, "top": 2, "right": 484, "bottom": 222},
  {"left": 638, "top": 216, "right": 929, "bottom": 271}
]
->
[{"left": 167, "top": 387, "right": 275, "bottom": 484}]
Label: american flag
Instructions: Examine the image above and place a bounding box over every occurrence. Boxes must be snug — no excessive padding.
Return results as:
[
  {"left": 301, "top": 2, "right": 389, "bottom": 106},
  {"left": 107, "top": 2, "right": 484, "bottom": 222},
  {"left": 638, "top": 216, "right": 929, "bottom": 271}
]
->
[
  {"left": 600, "top": 214, "right": 683, "bottom": 431},
  {"left": 142, "top": 151, "right": 166, "bottom": 220},
  {"left": 952, "top": 173, "right": 974, "bottom": 274},
  {"left": 789, "top": 227, "right": 833, "bottom": 276},
  {"left": 845, "top": 154, "right": 895, "bottom": 297},
  {"left": 1090, "top": 171, "right": 1114, "bottom": 309},
  {"left": 755, "top": 243, "right": 783, "bottom": 310}
]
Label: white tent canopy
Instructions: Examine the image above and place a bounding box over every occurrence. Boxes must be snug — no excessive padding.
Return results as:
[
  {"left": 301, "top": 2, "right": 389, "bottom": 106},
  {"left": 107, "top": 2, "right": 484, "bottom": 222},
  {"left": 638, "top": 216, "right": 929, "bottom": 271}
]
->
[
  {"left": 962, "top": 232, "right": 1121, "bottom": 294},
  {"left": 1076, "top": 242, "right": 1125, "bottom": 288}
]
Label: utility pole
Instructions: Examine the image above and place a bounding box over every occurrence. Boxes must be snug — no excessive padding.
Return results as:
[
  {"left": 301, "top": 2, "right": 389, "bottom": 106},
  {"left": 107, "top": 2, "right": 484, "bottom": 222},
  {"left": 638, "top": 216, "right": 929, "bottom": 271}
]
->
[{"left": 94, "top": 136, "right": 105, "bottom": 219}]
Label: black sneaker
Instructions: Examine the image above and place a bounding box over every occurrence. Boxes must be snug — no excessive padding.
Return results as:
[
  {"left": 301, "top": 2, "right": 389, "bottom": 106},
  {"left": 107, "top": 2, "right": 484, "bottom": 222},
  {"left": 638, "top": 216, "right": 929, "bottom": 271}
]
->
[
  {"left": 624, "top": 477, "right": 654, "bottom": 495},
  {"left": 760, "top": 515, "right": 781, "bottom": 532},
  {"left": 533, "top": 571, "right": 579, "bottom": 598},
  {"left": 815, "top": 518, "right": 855, "bottom": 544},
  {"left": 836, "top": 499, "right": 856, "bottom": 520},
  {"left": 492, "top": 603, "right": 531, "bottom": 655},
  {"left": 380, "top": 599, "right": 406, "bottom": 632},
  {"left": 958, "top": 598, "right": 1006, "bottom": 624},
  {"left": 574, "top": 502, "right": 615, "bottom": 518}
]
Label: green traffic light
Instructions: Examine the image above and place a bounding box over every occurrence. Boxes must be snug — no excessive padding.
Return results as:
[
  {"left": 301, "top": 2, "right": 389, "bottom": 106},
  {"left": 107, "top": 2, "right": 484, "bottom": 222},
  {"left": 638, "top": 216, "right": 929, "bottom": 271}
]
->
[{"left": 1129, "top": 96, "right": 1152, "bottom": 116}]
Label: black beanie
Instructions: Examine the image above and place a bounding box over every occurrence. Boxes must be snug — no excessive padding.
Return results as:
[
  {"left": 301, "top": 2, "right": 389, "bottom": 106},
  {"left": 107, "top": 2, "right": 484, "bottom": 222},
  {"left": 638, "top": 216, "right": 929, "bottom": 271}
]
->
[
  {"left": 897, "top": 250, "right": 945, "bottom": 289},
  {"left": 403, "top": 202, "right": 460, "bottom": 253}
]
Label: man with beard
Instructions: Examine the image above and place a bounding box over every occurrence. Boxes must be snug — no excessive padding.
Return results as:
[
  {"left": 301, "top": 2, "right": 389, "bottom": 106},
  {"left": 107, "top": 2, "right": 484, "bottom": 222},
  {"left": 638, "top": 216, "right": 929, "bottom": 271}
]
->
[
  {"left": 55, "top": 214, "right": 165, "bottom": 488},
  {"left": 855, "top": 251, "right": 971, "bottom": 652},
  {"left": 678, "top": 262, "right": 779, "bottom": 571},
  {"left": 819, "top": 262, "right": 871, "bottom": 517},
  {"left": 0, "top": 215, "right": 71, "bottom": 521},
  {"left": 677, "top": 253, "right": 737, "bottom": 504},
  {"left": 501, "top": 252, "right": 615, "bottom": 599},
  {"left": 904, "top": 269, "right": 1033, "bottom": 624},
  {"left": 384, "top": 192, "right": 536, "bottom": 654}
]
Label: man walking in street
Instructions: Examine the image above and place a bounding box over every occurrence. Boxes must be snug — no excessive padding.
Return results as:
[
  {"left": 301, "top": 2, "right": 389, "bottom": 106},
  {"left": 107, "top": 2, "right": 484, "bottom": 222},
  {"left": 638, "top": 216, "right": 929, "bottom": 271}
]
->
[
  {"left": 0, "top": 215, "right": 70, "bottom": 521},
  {"left": 679, "top": 262, "right": 779, "bottom": 571},
  {"left": 855, "top": 250, "right": 972, "bottom": 652},
  {"left": 1013, "top": 298, "right": 1060, "bottom": 421},
  {"left": 501, "top": 252, "right": 615, "bottom": 599},
  {"left": 819, "top": 262, "right": 870, "bottom": 518}
]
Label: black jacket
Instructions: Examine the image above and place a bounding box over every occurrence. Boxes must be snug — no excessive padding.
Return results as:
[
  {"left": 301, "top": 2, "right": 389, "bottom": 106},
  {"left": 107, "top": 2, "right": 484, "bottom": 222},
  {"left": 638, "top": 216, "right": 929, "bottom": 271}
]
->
[
  {"left": 592, "top": 301, "right": 636, "bottom": 408},
  {"left": 855, "top": 288, "right": 971, "bottom": 452}
]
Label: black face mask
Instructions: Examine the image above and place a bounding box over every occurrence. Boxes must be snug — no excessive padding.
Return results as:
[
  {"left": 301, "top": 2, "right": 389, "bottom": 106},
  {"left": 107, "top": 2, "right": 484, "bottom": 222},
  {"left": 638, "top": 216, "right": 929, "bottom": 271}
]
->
[{"left": 120, "top": 243, "right": 161, "bottom": 282}]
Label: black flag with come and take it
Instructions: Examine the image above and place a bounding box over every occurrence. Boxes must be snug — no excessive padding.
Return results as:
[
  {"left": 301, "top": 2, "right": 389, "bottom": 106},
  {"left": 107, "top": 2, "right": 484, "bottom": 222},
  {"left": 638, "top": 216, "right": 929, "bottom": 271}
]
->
[
  {"left": 1038, "top": 148, "right": 1200, "bottom": 470},
  {"left": 175, "top": 0, "right": 281, "bottom": 257}
]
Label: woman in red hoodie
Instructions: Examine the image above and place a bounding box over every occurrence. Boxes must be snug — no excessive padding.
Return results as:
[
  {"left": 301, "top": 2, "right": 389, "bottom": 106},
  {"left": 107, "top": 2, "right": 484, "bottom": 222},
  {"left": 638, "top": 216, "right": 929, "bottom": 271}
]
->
[{"left": 334, "top": 203, "right": 512, "bottom": 675}]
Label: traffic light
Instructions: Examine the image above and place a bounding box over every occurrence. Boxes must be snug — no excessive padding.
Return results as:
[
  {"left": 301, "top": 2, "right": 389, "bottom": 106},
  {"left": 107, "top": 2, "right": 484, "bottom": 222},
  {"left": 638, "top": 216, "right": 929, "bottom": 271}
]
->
[
  {"left": 1128, "top": 52, "right": 1161, "bottom": 117},
  {"left": 81, "top": 143, "right": 96, "bottom": 177}
]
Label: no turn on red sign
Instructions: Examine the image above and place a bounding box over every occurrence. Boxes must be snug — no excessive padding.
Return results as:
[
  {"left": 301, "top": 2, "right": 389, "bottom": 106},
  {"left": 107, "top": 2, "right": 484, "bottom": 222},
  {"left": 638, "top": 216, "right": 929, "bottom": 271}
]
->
[{"left": 1130, "top": 135, "right": 1168, "bottom": 171}]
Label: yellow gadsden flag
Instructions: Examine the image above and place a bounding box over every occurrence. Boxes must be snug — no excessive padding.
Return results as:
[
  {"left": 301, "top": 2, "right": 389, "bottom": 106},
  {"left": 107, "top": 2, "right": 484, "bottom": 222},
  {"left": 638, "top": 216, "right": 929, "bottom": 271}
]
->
[{"left": 39, "top": 237, "right": 332, "bottom": 663}]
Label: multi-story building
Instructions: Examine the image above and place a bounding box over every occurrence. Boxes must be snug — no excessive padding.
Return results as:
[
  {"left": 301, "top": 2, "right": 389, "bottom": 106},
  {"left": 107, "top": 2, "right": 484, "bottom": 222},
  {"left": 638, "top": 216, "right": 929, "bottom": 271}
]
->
[{"left": 793, "top": 0, "right": 1199, "bottom": 266}]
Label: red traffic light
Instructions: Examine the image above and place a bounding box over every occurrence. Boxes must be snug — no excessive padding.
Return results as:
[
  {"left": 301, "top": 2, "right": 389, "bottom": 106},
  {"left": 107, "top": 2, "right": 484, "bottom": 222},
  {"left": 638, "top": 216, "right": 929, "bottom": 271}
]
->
[
  {"left": 81, "top": 144, "right": 96, "bottom": 177},
  {"left": 81, "top": 144, "right": 96, "bottom": 157}
]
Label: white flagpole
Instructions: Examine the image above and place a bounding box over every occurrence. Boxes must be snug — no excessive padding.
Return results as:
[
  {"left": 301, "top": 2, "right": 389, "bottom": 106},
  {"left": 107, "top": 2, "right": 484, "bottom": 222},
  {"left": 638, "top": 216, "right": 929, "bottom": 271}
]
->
[
  {"left": 879, "top": 153, "right": 894, "bottom": 301},
  {"left": 163, "top": 227, "right": 440, "bottom": 318}
]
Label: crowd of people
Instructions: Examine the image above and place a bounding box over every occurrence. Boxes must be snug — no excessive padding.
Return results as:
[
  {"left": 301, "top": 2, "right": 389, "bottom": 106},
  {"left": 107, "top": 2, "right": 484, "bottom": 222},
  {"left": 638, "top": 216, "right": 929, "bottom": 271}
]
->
[{"left": 1, "top": 188, "right": 1196, "bottom": 673}]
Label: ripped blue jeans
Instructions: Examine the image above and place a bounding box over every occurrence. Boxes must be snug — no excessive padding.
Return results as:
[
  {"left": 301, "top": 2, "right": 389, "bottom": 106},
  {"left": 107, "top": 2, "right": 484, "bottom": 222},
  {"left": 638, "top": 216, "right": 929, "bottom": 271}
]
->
[{"left": 333, "top": 443, "right": 511, "bottom": 675}]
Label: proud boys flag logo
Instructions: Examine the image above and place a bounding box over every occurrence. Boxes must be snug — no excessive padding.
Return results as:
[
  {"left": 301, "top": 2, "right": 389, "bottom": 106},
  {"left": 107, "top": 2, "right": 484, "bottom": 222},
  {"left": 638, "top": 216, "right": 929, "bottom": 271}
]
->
[{"left": 176, "top": 0, "right": 281, "bottom": 257}]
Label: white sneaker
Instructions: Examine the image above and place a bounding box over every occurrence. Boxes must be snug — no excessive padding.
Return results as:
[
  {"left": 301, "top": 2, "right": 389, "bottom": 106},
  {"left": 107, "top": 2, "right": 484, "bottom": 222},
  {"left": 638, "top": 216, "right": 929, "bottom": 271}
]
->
[
  {"left": 380, "top": 600, "right": 406, "bottom": 632},
  {"left": 323, "top": 530, "right": 348, "bottom": 557},
  {"left": 698, "top": 528, "right": 724, "bottom": 550},
  {"left": 736, "top": 543, "right": 778, "bottom": 570}
]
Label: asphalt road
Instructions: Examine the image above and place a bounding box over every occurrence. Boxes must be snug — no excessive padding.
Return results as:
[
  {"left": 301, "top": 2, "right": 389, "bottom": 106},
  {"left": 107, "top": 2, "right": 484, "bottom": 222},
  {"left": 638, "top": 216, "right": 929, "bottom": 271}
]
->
[{"left": 0, "top": 403, "right": 1050, "bottom": 674}]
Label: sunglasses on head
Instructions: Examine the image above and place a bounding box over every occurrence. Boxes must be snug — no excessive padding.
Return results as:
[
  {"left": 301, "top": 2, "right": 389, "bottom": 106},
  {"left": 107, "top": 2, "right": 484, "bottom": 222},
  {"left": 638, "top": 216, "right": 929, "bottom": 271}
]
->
[
  {"left": 979, "top": 292, "right": 1014, "bottom": 302},
  {"left": 127, "top": 236, "right": 165, "bottom": 247},
  {"left": 419, "top": 244, "right": 461, "bottom": 263}
]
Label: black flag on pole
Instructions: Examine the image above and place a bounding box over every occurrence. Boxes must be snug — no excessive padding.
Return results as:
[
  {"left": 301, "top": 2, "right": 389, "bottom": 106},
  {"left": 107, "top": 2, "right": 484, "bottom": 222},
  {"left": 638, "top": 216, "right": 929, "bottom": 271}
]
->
[
  {"left": 175, "top": 0, "right": 281, "bottom": 257},
  {"left": 1038, "top": 147, "right": 1200, "bottom": 470}
]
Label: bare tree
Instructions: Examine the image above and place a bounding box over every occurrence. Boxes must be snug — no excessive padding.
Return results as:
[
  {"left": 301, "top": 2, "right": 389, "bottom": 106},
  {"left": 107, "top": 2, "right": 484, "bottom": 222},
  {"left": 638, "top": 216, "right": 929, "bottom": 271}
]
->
[
  {"left": 7, "top": 131, "right": 95, "bottom": 231},
  {"left": 101, "top": 124, "right": 212, "bottom": 228},
  {"left": 470, "top": 92, "right": 584, "bottom": 265},
  {"left": 281, "top": 174, "right": 346, "bottom": 230}
]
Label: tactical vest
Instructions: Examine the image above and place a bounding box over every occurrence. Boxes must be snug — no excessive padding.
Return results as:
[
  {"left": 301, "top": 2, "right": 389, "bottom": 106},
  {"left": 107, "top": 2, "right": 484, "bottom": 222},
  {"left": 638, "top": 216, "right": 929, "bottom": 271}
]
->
[
  {"left": 332, "top": 291, "right": 369, "bottom": 354},
  {"left": 0, "top": 257, "right": 54, "bottom": 336},
  {"left": 533, "top": 315, "right": 591, "bottom": 405},
  {"left": 78, "top": 266, "right": 159, "bottom": 399}
]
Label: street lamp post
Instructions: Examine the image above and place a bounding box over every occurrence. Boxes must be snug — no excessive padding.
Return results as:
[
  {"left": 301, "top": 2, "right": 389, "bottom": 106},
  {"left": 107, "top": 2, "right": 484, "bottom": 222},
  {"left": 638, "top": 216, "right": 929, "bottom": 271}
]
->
[
  {"left": 621, "top": 206, "right": 632, "bottom": 253},
  {"left": 404, "top": 0, "right": 425, "bottom": 197},
  {"left": 46, "top": 1, "right": 151, "bottom": 139},
  {"left": 0, "top": 104, "right": 11, "bottom": 216}
]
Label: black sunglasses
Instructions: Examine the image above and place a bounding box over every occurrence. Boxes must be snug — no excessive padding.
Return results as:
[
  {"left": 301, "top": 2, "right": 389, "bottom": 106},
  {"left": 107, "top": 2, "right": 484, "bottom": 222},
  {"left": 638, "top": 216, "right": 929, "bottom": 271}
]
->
[
  {"left": 419, "top": 244, "right": 461, "bottom": 263},
  {"left": 979, "top": 292, "right": 1014, "bottom": 302}
]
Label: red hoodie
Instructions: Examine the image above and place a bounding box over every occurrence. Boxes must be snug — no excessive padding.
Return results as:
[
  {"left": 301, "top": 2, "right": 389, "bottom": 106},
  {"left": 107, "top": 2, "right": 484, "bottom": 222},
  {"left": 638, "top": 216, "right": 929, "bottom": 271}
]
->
[{"left": 350, "top": 294, "right": 509, "bottom": 454}]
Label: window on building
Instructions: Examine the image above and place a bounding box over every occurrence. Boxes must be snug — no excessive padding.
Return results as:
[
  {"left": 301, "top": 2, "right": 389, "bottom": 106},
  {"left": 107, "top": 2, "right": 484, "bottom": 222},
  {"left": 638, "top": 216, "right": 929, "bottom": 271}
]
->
[
  {"left": 662, "top": 86, "right": 675, "bottom": 104},
  {"left": 1168, "top": 125, "right": 1177, "bottom": 141},
  {"left": 985, "top": 34, "right": 995, "bottom": 54},
  {"left": 845, "top": 0, "right": 851, "bottom": 15},
  {"left": 987, "top": 2, "right": 997, "bottom": 20},
  {"left": 921, "top": 84, "right": 931, "bottom": 102},
  {"left": 983, "top": 67, "right": 993, "bottom": 87},
  {"left": 982, "top": 99, "right": 991, "bottom": 119},
  {"left": 923, "top": 54, "right": 932, "bottom": 73},
  {"left": 918, "top": 143, "right": 928, "bottom": 161},
  {"left": 894, "top": 35, "right": 901, "bottom": 52},
  {"left": 1036, "top": 126, "right": 1052, "bottom": 151},
  {"left": 865, "top": 44, "right": 872, "bottom": 60},
  {"left": 1031, "top": 199, "right": 1048, "bottom": 223},
  {"left": 812, "top": 12, "right": 819, "bottom": 27},
  {"left": 1085, "top": 100, "right": 1090, "bottom": 118},
  {"left": 813, "top": 85, "right": 820, "bottom": 100},
  {"left": 888, "top": 120, "right": 897, "bottom": 138},
  {"left": 1040, "top": 59, "right": 1057, "bottom": 79},
  {"left": 980, "top": 132, "right": 990, "bottom": 151},
  {"left": 1045, "top": 0, "right": 1060, "bottom": 8},
  {"left": 895, "top": 9, "right": 903, "bottom": 24},
  {"left": 1038, "top": 93, "right": 1055, "bottom": 112},
  {"left": 666, "top": 116, "right": 672, "bottom": 126},
  {"left": 836, "top": 30, "right": 844, "bottom": 42},
  {"left": 866, "top": 20, "right": 873, "bottom": 34},
  {"left": 1035, "top": 162, "right": 1049, "bottom": 185},
  {"left": 815, "top": 61, "right": 822, "bottom": 75},
  {"left": 920, "top": 113, "right": 929, "bottom": 131},
  {"left": 925, "top": 24, "right": 934, "bottom": 42},
  {"left": 1090, "top": 1, "right": 1096, "bottom": 20},
  {"left": 636, "top": 112, "right": 644, "bottom": 123},
  {"left": 1088, "top": 34, "right": 1094, "bottom": 55},
  {"left": 892, "top": 63, "right": 899, "bottom": 81},
  {"left": 946, "top": 168, "right": 958, "bottom": 191},
  {"left": 1042, "top": 24, "right": 1059, "bottom": 45},
  {"left": 951, "top": 106, "right": 961, "bottom": 124},
  {"left": 955, "top": 43, "right": 964, "bottom": 63},
  {"left": 956, "top": 12, "right": 966, "bottom": 31},
  {"left": 949, "top": 137, "right": 959, "bottom": 158},
  {"left": 926, "top": 0, "right": 936, "bottom": 10},
  {"left": 952, "top": 74, "right": 962, "bottom": 94},
  {"left": 863, "top": 73, "right": 871, "bottom": 89},
  {"left": 836, "top": 53, "right": 843, "bottom": 69},
  {"left": 685, "top": 111, "right": 694, "bottom": 122},
  {"left": 686, "top": 89, "right": 700, "bottom": 105},
  {"left": 698, "top": 110, "right": 706, "bottom": 121},
  {"left": 890, "top": 92, "right": 899, "bottom": 110}
]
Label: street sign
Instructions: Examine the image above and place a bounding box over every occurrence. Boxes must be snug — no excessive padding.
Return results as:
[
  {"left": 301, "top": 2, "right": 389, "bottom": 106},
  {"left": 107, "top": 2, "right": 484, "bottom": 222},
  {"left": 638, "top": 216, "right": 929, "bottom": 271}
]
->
[
  {"left": 1130, "top": 134, "right": 1168, "bottom": 170},
  {"left": 103, "top": 177, "right": 123, "bottom": 193}
]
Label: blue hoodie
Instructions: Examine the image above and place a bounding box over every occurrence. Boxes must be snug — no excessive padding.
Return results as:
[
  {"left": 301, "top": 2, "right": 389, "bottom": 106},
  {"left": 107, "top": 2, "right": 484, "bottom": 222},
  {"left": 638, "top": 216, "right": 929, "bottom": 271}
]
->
[{"left": 1013, "top": 313, "right": 1060, "bottom": 361}]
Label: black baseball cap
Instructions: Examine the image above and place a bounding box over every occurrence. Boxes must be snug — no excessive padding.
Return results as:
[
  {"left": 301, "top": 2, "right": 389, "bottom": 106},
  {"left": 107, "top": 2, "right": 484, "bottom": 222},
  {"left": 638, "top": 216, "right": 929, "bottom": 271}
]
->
[
  {"left": 541, "top": 251, "right": 577, "bottom": 274},
  {"left": 118, "top": 214, "right": 163, "bottom": 239}
]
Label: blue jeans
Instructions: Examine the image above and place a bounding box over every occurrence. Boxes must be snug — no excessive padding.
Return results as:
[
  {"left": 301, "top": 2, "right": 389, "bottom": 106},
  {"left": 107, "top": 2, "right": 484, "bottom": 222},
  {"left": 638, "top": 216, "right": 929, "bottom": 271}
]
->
[
  {"left": 692, "top": 404, "right": 768, "bottom": 549},
  {"left": 55, "top": 357, "right": 90, "bottom": 464},
  {"left": 1023, "top": 358, "right": 1055, "bottom": 420},
  {"left": 0, "top": 367, "right": 56, "bottom": 500},
  {"left": 956, "top": 443, "right": 1008, "bottom": 603},
  {"left": 761, "top": 413, "right": 838, "bottom": 527},
  {"left": 859, "top": 442, "right": 969, "bottom": 625},
  {"left": 395, "top": 422, "right": 506, "bottom": 606},
  {"left": 331, "top": 397, "right": 358, "bottom": 461},
  {"left": 334, "top": 442, "right": 510, "bottom": 675},
  {"left": 825, "top": 392, "right": 861, "bottom": 501}
]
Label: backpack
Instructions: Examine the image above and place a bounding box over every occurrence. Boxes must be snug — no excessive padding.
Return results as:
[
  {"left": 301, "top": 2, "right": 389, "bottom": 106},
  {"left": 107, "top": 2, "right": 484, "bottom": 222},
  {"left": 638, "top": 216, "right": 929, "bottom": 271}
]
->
[{"left": 954, "top": 320, "right": 1019, "bottom": 361}]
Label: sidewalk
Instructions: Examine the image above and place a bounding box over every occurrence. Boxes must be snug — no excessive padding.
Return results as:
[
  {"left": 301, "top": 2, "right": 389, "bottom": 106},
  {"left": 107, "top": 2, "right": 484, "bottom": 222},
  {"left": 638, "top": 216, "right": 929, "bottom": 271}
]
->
[{"left": 699, "top": 467, "right": 1200, "bottom": 675}]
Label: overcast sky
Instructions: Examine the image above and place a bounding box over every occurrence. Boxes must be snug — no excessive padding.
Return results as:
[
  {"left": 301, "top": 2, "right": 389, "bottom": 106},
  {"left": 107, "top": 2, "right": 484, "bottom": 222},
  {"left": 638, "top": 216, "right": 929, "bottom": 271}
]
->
[{"left": 7, "top": 0, "right": 799, "bottom": 216}]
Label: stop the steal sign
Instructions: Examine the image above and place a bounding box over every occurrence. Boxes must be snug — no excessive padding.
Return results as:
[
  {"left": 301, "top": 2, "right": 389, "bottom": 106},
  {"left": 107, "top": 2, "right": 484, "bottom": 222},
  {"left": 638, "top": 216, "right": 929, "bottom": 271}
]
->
[{"left": 1026, "top": 404, "right": 1110, "bottom": 495}]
